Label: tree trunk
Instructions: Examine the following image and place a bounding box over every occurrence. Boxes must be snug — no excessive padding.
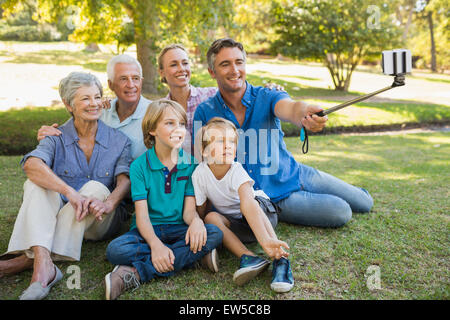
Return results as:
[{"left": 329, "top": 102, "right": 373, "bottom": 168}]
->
[
  {"left": 84, "top": 43, "right": 100, "bottom": 52},
  {"left": 402, "top": 5, "right": 414, "bottom": 43},
  {"left": 427, "top": 11, "right": 437, "bottom": 72},
  {"left": 325, "top": 53, "right": 355, "bottom": 92},
  {"left": 131, "top": 1, "right": 160, "bottom": 95},
  {"left": 136, "top": 38, "right": 159, "bottom": 94}
]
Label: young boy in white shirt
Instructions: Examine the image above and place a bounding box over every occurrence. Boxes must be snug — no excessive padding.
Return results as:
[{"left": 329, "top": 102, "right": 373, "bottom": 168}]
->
[{"left": 192, "top": 117, "right": 294, "bottom": 293}]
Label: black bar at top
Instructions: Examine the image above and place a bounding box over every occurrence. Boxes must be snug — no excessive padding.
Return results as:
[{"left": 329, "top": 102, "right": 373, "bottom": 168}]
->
[
  {"left": 393, "top": 51, "right": 397, "bottom": 75},
  {"left": 402, "top": 51, "right": 407, "bottom": 74}
]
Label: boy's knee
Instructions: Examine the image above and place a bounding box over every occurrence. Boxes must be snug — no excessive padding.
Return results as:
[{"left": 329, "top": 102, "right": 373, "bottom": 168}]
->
[
  {"left": 205, "top": 224, "right": 223, "bottom": 246},
  {"left": 106, "top": 239, "right": 120, "bottom": 263},
  {"left": 106, "top": 235, "right": 133, "bottom": 264},
  {"left": 204, "top": 211, "right": 222, "bottom": 225}
]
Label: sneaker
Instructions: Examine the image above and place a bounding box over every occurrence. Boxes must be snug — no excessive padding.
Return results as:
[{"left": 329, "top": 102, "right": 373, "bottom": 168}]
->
[
  {"left": 271, "top": 257, "right": 294, "bottom": 293},
  {"left": 201, "top": 248, "right": 219, "bottom": 273},
  {"left": 233, "top": 254, "right": 270, "bottom": 286},
  {"left": 104, "top": 265, "right": 141, "bottom": 300}
]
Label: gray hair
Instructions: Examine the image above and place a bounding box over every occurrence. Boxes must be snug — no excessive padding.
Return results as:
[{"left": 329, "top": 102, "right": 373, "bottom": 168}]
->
[
  {"left": 106, "top": 54, "right": 143, "bottom": 82},
  {"left": 59, "top": 72, "right": 103, "bottom": 111},
  {"left": 207, "top": 38, "right": 246, "bottom": 72}
]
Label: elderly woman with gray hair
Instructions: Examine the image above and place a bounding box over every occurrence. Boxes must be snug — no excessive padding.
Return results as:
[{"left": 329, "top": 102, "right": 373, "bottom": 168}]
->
[{"left": 0, "top": 72, "right": 132, "bottom": 300}]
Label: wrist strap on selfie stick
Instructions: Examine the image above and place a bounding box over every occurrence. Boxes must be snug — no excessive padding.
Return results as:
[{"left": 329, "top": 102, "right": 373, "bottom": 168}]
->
[{"left": 300, "top": 74, "right": 405, "bottom": 154}]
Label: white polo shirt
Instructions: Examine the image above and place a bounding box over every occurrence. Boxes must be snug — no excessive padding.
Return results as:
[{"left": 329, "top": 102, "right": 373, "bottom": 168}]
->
[
  {"left": 192, "top": 161, "right": 268, "bottom": 217},
  {"left": 100, "top": 95, "right": 151, "bottom": 160}
]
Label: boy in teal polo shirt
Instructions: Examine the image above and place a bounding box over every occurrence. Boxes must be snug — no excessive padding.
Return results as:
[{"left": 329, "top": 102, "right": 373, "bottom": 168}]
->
[
  {"left": 104, "top": 99, "right": 223, "bottom": 300},
  {"left": 128, "top": 146, "right": 194, "bottom": 228}
]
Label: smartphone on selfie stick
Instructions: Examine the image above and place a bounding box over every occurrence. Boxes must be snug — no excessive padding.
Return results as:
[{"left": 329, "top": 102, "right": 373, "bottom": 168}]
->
[{"left": 300, "top": 49, "right": 412, "bottom": 154}]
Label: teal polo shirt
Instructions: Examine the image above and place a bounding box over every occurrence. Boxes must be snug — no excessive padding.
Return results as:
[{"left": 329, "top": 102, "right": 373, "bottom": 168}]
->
[{"left": 129, "top": 147, "right": 196, "bottom": 229}]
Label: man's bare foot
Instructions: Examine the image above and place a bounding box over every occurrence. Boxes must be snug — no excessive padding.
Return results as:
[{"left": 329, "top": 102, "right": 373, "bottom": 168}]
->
[{"left": 0, "top": 254, "right": 33, "bottom": 278}]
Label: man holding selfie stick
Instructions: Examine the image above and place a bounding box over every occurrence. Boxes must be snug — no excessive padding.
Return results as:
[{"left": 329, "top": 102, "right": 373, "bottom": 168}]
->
[{"left": 193, "top": 38, "right": 374, "bottom": 228}]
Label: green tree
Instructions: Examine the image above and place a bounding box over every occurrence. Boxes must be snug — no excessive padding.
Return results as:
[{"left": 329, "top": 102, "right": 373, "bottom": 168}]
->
[
  {"left": 271, "top": 0, "right": 402, "bottom": 91},
  {"left": 230, "top": 0, "right": 278, "bottom": 53},
  {"left": 409, "top": 0, "right": 449, "bottom": 72},
  {"left": 1, "top": 0, "right": 234, "bottom": 94}
]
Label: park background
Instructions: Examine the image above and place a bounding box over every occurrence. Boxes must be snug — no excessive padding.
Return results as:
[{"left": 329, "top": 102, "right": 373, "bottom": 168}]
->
[{"left": 0, "top": 0, "right": 448, "bottom": 300}]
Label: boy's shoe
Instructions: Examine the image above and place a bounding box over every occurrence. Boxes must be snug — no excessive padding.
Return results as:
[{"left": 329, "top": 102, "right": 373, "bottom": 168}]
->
[
  {"left": 270, "top": 257, "right": 294, "bottom": 293},
  {"left": 201, "top": 248, "right": 219, "bottom": 273},
  {"left": 233, "top": 254, "right": 270, "bottom": 286},
  {"left": 104, "top": 265, "right": 141, "bottom": 300}
]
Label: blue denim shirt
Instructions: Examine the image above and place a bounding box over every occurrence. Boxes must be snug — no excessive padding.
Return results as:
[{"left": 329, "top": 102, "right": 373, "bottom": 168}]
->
[
  {"left": 193, "top": 81, "right": 301, "bottom": 202},
  {"left": 21, "top": 118, "right": 132, "bottom": 202}
]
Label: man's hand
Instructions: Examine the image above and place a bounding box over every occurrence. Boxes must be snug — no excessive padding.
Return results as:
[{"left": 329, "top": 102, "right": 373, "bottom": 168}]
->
[
  {"left": 85, "top": 198, "right": 114, "bottom": 221},
  {"left": 185, "top": 217, "right": 207, "bottom": 254},
  {"left": 150, "top": 240, "right": 175, "bottom": 273},
  {"left": 301, "top": 104, "right": 328, "bottom": 132},
  {"left": 37, "top": 123, "right": 62, "bottom": 142},
  {"left": 260, "top": 238, "right": 290, "bottom": 260}
]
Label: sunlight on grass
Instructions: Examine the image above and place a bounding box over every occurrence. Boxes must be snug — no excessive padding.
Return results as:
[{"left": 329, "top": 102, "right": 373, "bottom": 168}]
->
[
  {"left": 292, "top": 151, "right": 383, "bottom": 163},
  {"left": 371, "top": 172, "right": 422, "bottom": 181},
  {"left": 400, "top": 134, "right": 450, "bottom": 145}
]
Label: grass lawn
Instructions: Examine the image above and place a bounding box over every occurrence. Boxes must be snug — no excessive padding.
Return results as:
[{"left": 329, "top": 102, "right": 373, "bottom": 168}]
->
[{"left": 0, "top": 132, "right": 448, "bottom": 300}]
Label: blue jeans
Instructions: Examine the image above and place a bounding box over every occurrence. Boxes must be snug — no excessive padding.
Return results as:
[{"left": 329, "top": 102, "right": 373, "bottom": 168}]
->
[
  {"left": 276, "top": 164, "right": 373, "bottom": 228},
  {"left": 106, "top": 224, "right": 223, "bottom": 283}
]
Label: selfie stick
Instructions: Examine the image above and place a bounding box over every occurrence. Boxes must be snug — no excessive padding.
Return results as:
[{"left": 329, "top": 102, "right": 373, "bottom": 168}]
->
[
  {"left": 300, "top": 49, "right": 411, "bottom": 154},
  {"left": 314, "top": 74, "right": 405, "bottom": 117}
]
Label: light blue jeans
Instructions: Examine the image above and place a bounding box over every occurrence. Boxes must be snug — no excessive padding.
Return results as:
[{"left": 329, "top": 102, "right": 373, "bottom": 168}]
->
[{"left": 275, "top": 164, "right": 373, "bottom": 228}]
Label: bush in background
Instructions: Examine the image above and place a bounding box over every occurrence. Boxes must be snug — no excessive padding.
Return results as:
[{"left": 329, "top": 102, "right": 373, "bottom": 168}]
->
[{"left": 0, "top": 107, "right": 69, "bottom": 155}]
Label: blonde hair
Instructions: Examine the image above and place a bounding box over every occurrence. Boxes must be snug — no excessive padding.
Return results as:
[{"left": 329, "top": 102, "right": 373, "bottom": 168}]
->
[
  {"left": 157, "top": 44, "right": 189, "bottom": 84},
  {"left": 195, "top": 117, "right": 238, "bottom": 159},
  {"left": 142, "top": 99, "right": 187, "bottom": 149}
]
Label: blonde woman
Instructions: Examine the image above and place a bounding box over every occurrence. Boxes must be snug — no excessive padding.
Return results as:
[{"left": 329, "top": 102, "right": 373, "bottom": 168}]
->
[
  {"left": 158, "top": 44, "right": 217, "bottom": 153},
  {"left": 158, "top": 44, "right": 284, "bottom": 154}
]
